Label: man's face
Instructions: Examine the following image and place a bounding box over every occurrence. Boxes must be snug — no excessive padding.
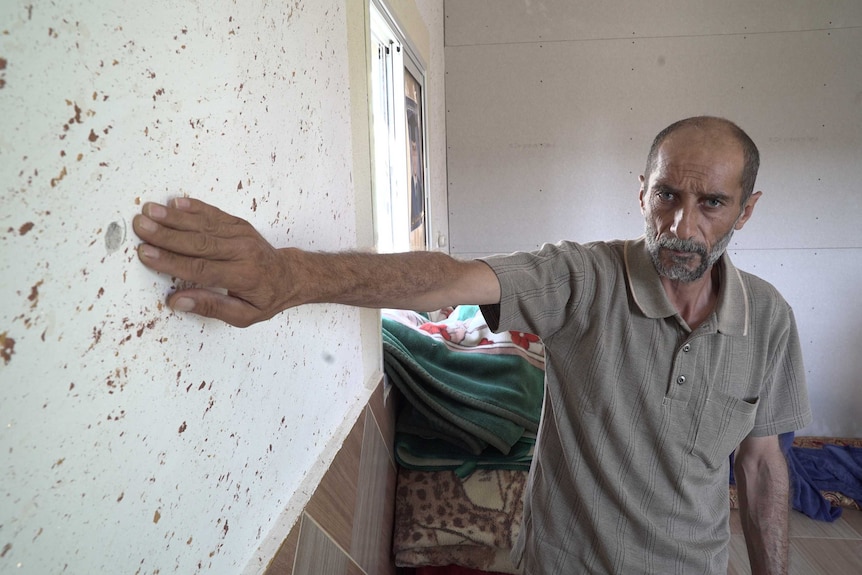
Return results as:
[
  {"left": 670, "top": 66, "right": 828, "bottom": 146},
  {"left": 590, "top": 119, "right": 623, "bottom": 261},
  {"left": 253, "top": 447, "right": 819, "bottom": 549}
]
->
[{"left": 639, "top": 127, "right": 760, "bottom": 282}]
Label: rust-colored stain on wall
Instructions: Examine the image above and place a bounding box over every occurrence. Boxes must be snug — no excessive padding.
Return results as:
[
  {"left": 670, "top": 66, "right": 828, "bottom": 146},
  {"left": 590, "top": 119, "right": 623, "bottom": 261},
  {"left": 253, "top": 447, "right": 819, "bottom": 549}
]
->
[
  {"left": 0, "top": 332, "right": 15, "bottom": 364},
  {"left": 1, "top": 1, "right": 365, "bottom": 572},
  {"left": 49, "top": 166, "right": 67, "bottom": 187},
  {"left": 28, "top": 280, "right": 43, "bottom": 309}
]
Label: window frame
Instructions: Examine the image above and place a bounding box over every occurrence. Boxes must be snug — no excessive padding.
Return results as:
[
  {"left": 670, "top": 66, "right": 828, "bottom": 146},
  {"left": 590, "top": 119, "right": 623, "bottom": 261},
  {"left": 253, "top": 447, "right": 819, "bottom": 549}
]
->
[{"left": 369, "top": 1, "right": 430, "bottom": 253}]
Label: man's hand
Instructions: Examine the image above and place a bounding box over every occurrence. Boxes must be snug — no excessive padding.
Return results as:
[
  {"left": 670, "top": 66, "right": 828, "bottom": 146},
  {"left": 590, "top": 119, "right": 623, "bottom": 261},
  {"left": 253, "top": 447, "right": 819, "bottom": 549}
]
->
[{"left": 133, "top": 198, "right": 293, "bottom": 327}]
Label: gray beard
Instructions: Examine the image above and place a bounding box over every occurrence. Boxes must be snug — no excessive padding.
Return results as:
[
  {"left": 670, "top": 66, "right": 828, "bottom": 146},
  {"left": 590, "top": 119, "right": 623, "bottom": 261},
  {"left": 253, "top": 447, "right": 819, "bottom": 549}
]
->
[{"left": 644, "top": 221, "right": 734, "bottom": 282}]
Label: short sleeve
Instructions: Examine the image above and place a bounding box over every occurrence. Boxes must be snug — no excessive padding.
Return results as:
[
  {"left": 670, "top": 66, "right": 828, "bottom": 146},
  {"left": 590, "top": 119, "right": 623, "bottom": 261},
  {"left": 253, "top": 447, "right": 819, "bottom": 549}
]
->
[
  {"left": 479, "top": 242, "right": 591, "bottom": 339},
  {"left": 749, "top": 306, "right": 812, "bottom": 437}
]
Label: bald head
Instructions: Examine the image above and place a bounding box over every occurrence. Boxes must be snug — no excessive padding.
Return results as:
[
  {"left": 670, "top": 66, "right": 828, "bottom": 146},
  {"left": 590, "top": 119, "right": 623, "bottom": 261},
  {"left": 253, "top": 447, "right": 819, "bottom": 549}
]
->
[{"left": 644, "top": 117, "right": 760, "bottom": 206}]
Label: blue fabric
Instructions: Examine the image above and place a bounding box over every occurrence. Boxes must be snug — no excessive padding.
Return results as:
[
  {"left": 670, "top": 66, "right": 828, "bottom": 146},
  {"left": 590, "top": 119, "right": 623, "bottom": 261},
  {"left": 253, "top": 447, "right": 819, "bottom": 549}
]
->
[
  {"left": 794, "top": 444, "right": 862, "bottom": 505},
  {"left": 786, "top": 441, "right": 844, "bottom": 522},
  {"left": 729, "top": 432, "right": 860, "bottom": 522}
]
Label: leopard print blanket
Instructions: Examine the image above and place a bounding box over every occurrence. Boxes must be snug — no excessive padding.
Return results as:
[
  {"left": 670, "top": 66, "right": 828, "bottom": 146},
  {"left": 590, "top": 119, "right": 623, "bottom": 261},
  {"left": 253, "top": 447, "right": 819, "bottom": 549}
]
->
[
  {"left": 394, "top": 436, "right": 861, "bottom": 573},
  {"left": 394, "top": 468, "right": 526, "bottom": 574}
]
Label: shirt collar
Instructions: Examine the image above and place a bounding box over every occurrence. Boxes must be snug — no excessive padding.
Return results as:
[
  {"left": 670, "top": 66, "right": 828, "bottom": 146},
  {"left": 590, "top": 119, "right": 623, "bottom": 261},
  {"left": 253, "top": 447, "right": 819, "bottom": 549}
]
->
[{"left": 623, "top": 237, "right": 749, "bottom": 336}]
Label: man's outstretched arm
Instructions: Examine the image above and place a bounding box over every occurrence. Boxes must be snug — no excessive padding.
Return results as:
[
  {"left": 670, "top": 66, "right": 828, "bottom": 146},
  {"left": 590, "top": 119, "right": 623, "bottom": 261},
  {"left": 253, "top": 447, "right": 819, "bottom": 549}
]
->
[
  {"left": 133, "top": 197, "right": 501, "bottom": 327},
  {"left": 734, "top": 434, "right": 790, "bottom": 575}
]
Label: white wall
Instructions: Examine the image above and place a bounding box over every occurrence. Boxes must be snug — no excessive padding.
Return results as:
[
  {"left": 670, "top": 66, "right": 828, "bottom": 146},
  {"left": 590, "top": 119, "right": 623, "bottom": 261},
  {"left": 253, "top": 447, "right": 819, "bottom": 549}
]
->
[
  {"left": 443, "top": 0, "right": 862, "bottom": 437},
  {"left": 0, "top": 1, "right": 442, "bottom": 573}
]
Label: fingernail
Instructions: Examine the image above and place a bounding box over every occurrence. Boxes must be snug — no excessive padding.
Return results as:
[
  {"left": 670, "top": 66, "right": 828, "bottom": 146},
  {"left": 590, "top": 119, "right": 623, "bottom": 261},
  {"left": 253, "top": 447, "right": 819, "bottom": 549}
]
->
[
  {"left": 147, "top": 204, "right": 167, "bottom": 219},
  {"left": 139, "top": 244, "right": 159, "bottom": 259},
  {"left": 172, "top": 297, "right": 195, "bottom": 312},
  {"left": 138, "top": 215, "right": 157, "bottom": 232},
  {"left": 172, "top": 197, "right": 191, "bottom": 209}
]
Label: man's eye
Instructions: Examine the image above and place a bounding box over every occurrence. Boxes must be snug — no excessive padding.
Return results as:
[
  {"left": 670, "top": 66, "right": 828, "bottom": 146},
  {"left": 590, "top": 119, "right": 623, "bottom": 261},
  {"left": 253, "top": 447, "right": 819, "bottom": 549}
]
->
[
  {"left": 705, "top": 198, "right": 723, "bottom": 208},
  {"left": 657, "top": 191, "right": 674, "bottom": 201}
]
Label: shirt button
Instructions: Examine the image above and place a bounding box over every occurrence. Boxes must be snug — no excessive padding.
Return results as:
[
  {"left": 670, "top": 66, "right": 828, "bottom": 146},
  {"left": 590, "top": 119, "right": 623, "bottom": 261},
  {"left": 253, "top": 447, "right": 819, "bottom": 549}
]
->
[
  {"left": 682, "top": 344, "right": 691, "bottom": 353},
  {"left": 677, "top": 375, "right": 687, "bottom": 385}
]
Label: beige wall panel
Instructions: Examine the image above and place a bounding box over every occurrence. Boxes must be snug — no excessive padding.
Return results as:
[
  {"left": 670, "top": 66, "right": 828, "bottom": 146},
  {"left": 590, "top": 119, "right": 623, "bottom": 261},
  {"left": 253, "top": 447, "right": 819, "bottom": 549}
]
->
[{"left": 444, "top": 5, "right": 862, "bottom": 437}]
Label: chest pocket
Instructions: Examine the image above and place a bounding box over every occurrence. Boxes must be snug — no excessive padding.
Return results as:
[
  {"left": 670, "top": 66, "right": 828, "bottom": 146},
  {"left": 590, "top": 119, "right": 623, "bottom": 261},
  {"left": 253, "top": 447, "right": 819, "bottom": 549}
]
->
[{"left": 690, "top": 389, "right": 758, "bottom": 470}]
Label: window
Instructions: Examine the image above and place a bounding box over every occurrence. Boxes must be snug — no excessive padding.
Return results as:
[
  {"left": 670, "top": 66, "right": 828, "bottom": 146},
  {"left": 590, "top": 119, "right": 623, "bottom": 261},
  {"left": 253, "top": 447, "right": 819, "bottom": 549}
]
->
[{"left": 369, "top": 2, "right": 428, "bottom": 253}]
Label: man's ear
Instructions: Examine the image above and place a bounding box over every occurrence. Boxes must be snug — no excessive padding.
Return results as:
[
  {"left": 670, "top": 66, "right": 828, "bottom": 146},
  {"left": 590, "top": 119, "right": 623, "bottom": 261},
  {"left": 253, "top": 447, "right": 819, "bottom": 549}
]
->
[
  {"left": 734, "top": 190, "right": 763, "bottom": 230},
  {"left": 639, "top": 175, "right": 647, "bottom": 213}
]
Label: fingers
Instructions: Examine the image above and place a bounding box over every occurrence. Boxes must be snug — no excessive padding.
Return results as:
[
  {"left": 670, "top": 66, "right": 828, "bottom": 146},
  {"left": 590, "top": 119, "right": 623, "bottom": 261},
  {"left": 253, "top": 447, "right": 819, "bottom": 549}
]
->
[
  {"left": 134, "top": 216, "right": 235, "bottom": 260},
  {"left": 141, "top": 198, "right": 244, "bottom": 233},
  {"left": 134, "top": 199, "right": 245, "bottom": 255},
  {"left": 135, "top": 240, "right": 237, "bottom": 288},
  {"left": 134, "top": 199, "right": 203, "bottom": 237},
  {"left": 166, "top": 289, "right": 266, "bottom": 328},
  {"left": 134, "top": 197, "right": 257, "bottom": 284}
]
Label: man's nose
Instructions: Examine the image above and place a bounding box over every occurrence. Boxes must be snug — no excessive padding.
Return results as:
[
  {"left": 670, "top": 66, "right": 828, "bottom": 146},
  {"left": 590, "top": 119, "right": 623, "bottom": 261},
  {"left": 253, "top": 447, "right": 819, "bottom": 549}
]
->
[{"left": 670, "top": 207, "right": 697, "bottom": 239}]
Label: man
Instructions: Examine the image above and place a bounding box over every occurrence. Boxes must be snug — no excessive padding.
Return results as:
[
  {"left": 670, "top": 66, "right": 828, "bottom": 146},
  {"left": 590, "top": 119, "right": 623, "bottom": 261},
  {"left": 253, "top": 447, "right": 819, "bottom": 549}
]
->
[{"left": 133, "top": 116, "right": 810, "bottom": 574}]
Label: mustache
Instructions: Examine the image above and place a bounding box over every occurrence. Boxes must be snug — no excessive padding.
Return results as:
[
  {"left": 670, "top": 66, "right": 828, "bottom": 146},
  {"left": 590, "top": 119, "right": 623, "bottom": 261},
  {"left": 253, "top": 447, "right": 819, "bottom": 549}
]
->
[{"left": 657, "top": 236, "right": 707, "bottom": 257}]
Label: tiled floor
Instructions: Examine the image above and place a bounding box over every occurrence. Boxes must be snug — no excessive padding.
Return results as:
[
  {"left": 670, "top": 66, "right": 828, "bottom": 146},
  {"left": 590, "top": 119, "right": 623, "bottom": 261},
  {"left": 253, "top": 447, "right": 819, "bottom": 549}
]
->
[{"left": 728, "top": 508, "right": 862, "bottom": 574}]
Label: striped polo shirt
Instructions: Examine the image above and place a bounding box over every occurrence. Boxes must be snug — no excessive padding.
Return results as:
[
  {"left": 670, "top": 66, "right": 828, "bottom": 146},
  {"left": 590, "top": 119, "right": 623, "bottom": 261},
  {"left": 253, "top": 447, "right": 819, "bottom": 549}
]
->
[{"left": 480, "top": 237, "right": 811, "bottom": 575}]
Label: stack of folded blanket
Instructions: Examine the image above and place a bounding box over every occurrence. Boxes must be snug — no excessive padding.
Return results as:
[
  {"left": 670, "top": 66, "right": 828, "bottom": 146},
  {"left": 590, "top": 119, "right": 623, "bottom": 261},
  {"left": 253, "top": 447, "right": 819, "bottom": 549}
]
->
[{"left": 382, "top": 306, "right": 544, "bottom": 477}]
